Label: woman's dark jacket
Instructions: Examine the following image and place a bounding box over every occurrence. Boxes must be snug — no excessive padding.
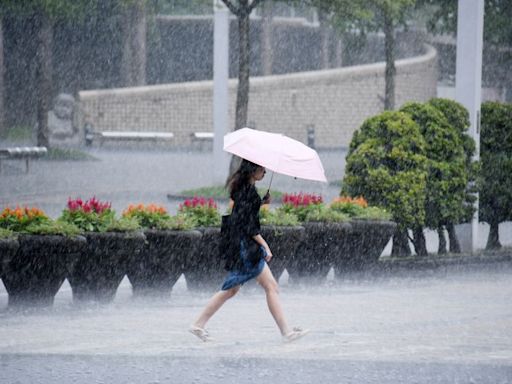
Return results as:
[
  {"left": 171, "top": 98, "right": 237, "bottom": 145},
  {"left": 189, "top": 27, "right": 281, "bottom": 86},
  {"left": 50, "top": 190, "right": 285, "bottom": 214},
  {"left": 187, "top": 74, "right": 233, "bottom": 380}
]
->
[{"left": 222, "top": 184, "right": 262, "bottom": 271}]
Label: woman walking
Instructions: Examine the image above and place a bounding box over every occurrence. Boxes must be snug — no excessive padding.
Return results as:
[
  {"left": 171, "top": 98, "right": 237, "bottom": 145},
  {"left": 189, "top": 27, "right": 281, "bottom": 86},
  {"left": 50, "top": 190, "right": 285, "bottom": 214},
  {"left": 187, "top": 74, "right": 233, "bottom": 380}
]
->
[{"left": 189, "top": 159, "right": 308, "bottom": 343}]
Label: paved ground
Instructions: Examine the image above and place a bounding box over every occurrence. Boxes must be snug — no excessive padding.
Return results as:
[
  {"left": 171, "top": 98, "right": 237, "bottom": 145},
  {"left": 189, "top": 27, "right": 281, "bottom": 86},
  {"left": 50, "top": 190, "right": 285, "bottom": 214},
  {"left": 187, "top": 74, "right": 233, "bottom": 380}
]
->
[{"left": 0, "top": 263, "right": 511, "bottom": 383}]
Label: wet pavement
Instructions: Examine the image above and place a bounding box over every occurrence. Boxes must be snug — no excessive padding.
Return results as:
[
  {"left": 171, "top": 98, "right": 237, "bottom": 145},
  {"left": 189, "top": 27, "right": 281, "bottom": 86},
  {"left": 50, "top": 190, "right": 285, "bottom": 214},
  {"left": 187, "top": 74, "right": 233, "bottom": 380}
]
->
[{"left": 0, "top": 263, "right": 511, "bottom": 383}]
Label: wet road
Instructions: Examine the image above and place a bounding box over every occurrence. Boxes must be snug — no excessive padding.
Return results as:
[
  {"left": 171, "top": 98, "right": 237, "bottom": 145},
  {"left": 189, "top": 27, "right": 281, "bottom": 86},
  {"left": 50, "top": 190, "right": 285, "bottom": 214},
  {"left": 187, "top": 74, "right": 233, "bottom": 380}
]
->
[{"left": 1, "top": 263, "right": 511, "bottom": 383}]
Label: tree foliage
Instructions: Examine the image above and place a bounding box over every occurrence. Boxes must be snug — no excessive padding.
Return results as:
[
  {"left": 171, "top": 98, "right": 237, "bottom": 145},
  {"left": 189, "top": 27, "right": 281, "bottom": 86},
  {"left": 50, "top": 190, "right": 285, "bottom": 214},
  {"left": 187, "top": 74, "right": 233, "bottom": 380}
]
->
[
  {"left": 479, "top": 101, "right": 512, "bottom": 249},
  {"left": 399, "top": 102, "right": 467, "bottom": 247},
  {"left": 342, "top": 111, "right": 428, "bottom": 231},
  {"left": 419, "top": 0, "right": 512, "bottom": 47}
]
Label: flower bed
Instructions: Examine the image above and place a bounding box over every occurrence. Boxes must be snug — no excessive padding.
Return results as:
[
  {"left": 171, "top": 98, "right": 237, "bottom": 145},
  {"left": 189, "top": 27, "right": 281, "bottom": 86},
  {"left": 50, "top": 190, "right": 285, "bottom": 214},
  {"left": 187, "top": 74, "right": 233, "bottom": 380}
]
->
[
  {"left": 60, "top": 197, "right": 145, "bottom": 303},
  {"left": 178, "top": 197, "right": 224, "bottom": 291},
  {"left": 0, "top": 206, "right": 85, "bottom": 307}
]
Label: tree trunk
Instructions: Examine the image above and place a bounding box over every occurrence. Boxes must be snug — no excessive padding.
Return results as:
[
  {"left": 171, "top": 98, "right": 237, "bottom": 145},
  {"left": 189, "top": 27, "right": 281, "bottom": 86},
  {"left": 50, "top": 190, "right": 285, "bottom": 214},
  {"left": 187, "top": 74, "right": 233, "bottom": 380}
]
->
[
  {"left": 486, "top": 221, "right": 502, "bottom": 250},
  {"left": 35, "top": 11, "right": 53, "bottom": 148},
  {"left": 391, "top": 227, "right": 411, "bottom": 257},
  {"left": 437, "top": 227, "right": 447, "bottom": 254},
  {"left": 318, "top": 10, "right": 330, "bottom": 69},
  {"left": 132, "top": 0, "right": 147, "bottom": 85},
  {"left": 447, "top": 222, "right": 461, "bottom": 253},
  {"left": 334, "top": 37, "right": 343, "bottom": 68},
  {"left": 412, "top": 226, "right": 428, "bottom": 256},
  {"left": 383, "top": 6, "right": 395, "bottom": 111},
  {"left": 121, "top": 0, "right": 147, "bottom": 87},
  {"left": 235, "top": 10, "right": 250, "bottom": 131},
  {"left": 260, "top": 0, "right": 273, "bottom": 76},
  {"left": 0, "top": 18, "right": 5, "bottom": 138}
]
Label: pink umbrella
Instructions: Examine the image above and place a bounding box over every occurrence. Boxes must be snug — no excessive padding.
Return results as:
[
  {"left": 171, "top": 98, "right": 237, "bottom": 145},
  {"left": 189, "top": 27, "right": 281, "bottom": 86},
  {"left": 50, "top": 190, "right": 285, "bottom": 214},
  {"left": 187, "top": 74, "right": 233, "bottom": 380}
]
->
[{"left": 223, "top": 127, "right": 327, "bottom": 184}]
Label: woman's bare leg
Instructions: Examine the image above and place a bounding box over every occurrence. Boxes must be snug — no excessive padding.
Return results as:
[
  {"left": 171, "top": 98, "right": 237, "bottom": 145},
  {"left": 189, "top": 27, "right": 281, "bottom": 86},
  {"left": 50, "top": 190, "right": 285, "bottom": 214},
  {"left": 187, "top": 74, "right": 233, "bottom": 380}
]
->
[
  {"left": 192, "top": 285, "right": 241, "bottom": 329},
  {"left": 256, "top": 264, "right": 290, "bottom": 336}
]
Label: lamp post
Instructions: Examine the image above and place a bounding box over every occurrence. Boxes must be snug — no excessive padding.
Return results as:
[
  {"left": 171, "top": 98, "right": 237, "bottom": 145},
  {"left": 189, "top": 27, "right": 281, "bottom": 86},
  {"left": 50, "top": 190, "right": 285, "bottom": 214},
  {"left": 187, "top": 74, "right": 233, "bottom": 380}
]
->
[
  {"left": 213, "top": 0, "right": 230, "bottom": 184},
  {"left": 455, "top": 0, "right": 484, "bottom": 252}
]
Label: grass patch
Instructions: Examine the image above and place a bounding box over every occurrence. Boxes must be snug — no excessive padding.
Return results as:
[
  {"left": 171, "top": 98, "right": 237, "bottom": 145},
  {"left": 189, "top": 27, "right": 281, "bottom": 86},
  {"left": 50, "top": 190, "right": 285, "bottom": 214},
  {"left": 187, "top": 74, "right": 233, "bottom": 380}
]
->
[
  {"left": 5, "top": 125, "right": 32, "bottom": 141},
  {"left": 179, "top": 185, "right": 283, "bottom": 200},
  {"left": 46, "top": 148, "right": 98, "bottom": 161}
]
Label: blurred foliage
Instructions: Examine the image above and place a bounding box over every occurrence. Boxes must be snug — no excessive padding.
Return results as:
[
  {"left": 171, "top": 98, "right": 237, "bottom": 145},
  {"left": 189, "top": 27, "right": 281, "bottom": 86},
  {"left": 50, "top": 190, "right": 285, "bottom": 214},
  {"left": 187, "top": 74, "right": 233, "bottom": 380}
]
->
[
  {"left": 342, "top": 110, "right": 428, "bottom": 230},
  {"left": 418, "top": 0, "right": 512, "bottom": 47},
  {"left": 479, "top": 101, "right": 512, "bottom": 227}
]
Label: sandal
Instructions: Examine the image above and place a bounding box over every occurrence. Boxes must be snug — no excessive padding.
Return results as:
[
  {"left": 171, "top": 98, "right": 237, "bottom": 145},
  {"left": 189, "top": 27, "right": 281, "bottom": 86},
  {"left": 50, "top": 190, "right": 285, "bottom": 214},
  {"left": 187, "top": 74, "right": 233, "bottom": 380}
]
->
[
  {"left": 283, "top": 327, "right": 310, "bottom": 343},
  {"left": 189, "top": 325, "right": 213, "bottom": 342}
]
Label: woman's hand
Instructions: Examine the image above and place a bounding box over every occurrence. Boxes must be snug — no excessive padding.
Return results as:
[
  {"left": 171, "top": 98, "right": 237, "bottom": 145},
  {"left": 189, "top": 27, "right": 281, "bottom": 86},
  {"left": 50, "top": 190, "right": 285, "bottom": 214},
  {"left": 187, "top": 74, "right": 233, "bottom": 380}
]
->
[
  {"left": 262, "top": 191, "right": 271, "bottom": 205},
  {"left": 264, "top": 246, "right": 273, "bottom": 262}
]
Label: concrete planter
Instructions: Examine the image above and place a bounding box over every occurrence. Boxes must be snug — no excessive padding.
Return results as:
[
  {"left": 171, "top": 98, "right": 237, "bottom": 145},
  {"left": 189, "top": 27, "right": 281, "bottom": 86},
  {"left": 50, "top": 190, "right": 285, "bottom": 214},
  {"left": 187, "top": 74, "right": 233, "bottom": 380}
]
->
[
  {"left": 183, "top": 227, "right": 224, "bottom": 291},
  {"left": 68, "top": 231, "right": 145, "bottom": 303},
  {"left": 333, "top": 219, "right": 397, "bottom": 276},
  {"left": 260, "top": 225, "right": 305, "bottom": 281},
  {"left": 0, "top": 237, "right": 19, "bottom": 278},
  {"left": 2, "top": 235, "right": 86, "bottom": 307},
  {"left": 127, "top": 229, "right": 201, "bottom": 296},
  {"left": 287, "top": 222, "right": 352, "bottom": 284}
]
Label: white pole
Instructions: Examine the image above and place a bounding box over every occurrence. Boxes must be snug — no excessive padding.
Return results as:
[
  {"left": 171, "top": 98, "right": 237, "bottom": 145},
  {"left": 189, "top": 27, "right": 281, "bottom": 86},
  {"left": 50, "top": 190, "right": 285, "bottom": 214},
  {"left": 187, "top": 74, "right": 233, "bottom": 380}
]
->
[
  {"left": 455, "top": 0, "right": 484, "bottom": 252},
  {"left": 213, "top": 0, "right": 230, "bottom": 185}
]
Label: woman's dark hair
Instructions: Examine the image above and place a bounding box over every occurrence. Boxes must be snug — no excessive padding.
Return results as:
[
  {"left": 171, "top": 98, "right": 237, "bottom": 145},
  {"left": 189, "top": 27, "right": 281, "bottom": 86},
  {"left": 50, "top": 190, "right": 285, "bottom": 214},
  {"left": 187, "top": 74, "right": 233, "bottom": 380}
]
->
[{"left": 227, "top": 159, "right": 260, "bottom": 198}]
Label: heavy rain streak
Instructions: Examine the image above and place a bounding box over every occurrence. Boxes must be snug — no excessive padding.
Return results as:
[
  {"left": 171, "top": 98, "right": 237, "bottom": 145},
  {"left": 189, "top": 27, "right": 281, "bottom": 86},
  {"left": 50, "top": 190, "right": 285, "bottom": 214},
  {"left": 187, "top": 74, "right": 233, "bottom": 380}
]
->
[{"left": 0, "top": 1, "right": 511, "bottom": 383}]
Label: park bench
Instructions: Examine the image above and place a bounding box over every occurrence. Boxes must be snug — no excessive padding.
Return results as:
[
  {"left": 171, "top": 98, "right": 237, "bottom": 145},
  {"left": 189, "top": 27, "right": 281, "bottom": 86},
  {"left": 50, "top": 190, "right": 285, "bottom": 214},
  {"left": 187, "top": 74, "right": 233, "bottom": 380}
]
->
[
  {"left": 0, "top": 146, "right": 48, "bottom": 173},
  {"left": 190, "top": 132, "right": 214, "bottom": 150},
  {"left": 85, "top": 128, "right": 174, "bottom": 147}
]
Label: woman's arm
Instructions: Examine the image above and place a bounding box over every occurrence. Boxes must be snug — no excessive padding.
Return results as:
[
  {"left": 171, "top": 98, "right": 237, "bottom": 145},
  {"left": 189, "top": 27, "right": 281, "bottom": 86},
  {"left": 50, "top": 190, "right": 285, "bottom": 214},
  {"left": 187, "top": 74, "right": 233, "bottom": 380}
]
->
[{"left": 252, "top": 234, "right": 273, "bottom": 260}]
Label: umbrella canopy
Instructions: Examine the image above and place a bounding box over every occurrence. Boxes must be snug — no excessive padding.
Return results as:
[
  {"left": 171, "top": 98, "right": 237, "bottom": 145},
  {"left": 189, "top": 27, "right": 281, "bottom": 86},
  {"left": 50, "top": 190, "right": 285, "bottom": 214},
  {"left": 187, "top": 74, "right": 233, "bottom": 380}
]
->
[{"left": 223, "top": 127, "right": 327, "bottom": 182}]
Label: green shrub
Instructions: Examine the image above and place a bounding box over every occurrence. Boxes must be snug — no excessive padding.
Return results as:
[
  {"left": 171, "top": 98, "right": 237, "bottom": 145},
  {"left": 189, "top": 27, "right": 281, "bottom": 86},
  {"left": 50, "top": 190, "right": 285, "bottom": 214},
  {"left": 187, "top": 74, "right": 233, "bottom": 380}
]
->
[
  {"left": 400, "top": 102, "right": 468, "bottom": 229},
  {"left": 342, "top": 111, "right": 429, "bottom": 231},
  {"left": 24, "top": 220, "right": 81, "bottom": 236},
  {"left": 260, "top": 206, "right": 300, "bottom": 226},
  {"left": 0, "top": 227, "right": 15, "bottom": 238},
  {"left": 479, "top": 101, "right": 512, "bottom": 248}
]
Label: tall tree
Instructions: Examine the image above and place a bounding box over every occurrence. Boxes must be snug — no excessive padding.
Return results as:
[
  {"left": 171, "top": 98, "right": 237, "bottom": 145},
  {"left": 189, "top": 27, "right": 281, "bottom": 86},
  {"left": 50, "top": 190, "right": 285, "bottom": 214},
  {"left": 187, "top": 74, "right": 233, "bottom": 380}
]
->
[
  {"left": 120, "top": 0, "right": 147, "bottom": 86},
  {"left": 221, "top": 0, "right": 264, "bottom": 132},
  {"left": 304, "top": 0, "right": 415, "bottom": 109},
  {"left": 0, "top": 0, "right": 90, "bottom": 147},
  {"left": 0, "top": 17, "right": 5, "bottom": 138}
]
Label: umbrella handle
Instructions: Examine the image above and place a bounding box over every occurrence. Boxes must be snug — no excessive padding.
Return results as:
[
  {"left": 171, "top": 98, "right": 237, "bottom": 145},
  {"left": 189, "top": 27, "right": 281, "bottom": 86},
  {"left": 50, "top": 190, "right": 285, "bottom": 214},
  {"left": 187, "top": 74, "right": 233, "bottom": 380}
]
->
[{"left": 267, "top": 171, "right": 274, "bottom": 192}]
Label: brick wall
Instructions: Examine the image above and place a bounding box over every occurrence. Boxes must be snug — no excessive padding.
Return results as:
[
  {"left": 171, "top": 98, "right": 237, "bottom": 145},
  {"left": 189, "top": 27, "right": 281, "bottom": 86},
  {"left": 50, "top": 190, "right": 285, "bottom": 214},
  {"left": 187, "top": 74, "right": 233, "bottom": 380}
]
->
[{"left": 78, "top": 44, "right": 437, "bottom": 148}]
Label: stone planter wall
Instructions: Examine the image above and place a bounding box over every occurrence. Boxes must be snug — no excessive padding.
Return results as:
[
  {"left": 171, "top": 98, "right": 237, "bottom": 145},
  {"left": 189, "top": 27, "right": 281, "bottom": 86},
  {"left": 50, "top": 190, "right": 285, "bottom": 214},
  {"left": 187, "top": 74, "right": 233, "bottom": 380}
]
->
[
  {"left": 68, "top": 231, "right": 146, "bottom": 303},
  {"left": 183, "top": 227, "right": 224, "bottom": 292},
  {"left": 0, "top": 237, "right": 19, "bottom": 278},
  {"left": 287, "top": 222, "right": 352, "bottom": 284},
  {"left": 334, "top": 220, "right": 396, "bottom": 276},
  {"left": 260, "top": 225, "right": 305, "bottom": 281},
  {"left": 2, "top": 235, "right": 86, "bottom": 307},
  {"left": 0, "top": 220, "right": 397, "bottom": 308},
  {"left": 127, "top": 229, "right": 201, "bottom": 296}
]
